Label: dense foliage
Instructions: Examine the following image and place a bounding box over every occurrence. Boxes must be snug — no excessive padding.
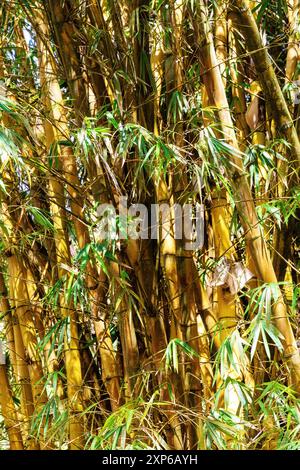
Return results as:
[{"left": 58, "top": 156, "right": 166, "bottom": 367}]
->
[{"left": 0, "top": 0, "right": 300, "bottom": 450}]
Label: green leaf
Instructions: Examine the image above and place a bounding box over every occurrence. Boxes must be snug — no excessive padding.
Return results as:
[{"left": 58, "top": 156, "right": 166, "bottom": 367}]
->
[{"left": 27, "top": 206, "right": 54, "bottom": 231}]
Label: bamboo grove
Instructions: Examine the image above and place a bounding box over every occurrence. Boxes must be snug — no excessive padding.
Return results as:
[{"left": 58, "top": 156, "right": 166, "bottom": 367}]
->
[{"left": 0, "top": 0, "right": 300, "bottom": 450}]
